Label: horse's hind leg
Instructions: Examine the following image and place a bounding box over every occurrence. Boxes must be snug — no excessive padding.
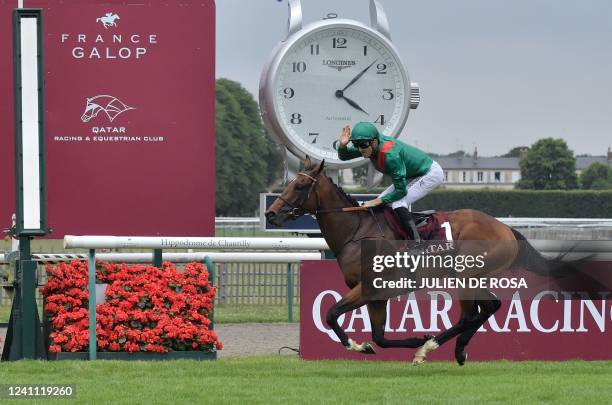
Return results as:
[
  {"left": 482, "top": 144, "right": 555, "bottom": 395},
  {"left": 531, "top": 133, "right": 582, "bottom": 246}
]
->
[
  {"left": 325, "top": 283, "right": 373, "bottom": 353},
  {"left": 367, "top": 300, "right": 428, "bottom": 350},
  {"left": 412, "top": 290, "right": 477, "bottom": 365},
  {"left": 454, "top": 289, "right": 501, "bottom": 366}
]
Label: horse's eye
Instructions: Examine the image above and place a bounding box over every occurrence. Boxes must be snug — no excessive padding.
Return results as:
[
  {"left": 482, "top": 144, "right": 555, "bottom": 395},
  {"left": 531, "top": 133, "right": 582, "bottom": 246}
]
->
[{"left": 295, "top": 183, "right": 305, "bottom": 190}]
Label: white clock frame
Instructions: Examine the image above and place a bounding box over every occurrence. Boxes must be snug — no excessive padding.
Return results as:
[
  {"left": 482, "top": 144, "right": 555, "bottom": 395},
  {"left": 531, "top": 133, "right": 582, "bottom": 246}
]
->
[{"left": 260, "top": 0, "right": 420, "bottom": 175}]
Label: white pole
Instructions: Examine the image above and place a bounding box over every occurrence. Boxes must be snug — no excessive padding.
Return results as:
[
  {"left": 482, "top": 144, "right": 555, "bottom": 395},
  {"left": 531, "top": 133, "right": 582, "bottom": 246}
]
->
[
  {"left": 64, "top": 235, "right": 329, "bottom": 250},
  {"left": 4, "top": 250, "right": 612, "bottom": 264},
  {"left": 0, "top": 251, "right": 322, "bottom": 263},
  {"left": 64, "top": 235, "right": 612, "bottom": 253}
]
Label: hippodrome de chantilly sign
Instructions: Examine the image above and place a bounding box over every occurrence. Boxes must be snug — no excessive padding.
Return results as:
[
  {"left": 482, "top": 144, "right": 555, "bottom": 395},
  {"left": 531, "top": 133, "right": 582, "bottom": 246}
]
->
[{"left": 0, "top": 0, "right": 215, "bottom": 237}]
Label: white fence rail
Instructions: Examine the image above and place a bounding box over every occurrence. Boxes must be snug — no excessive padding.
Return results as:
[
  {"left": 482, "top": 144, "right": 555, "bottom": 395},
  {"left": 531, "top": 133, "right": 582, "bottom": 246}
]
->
[
  {"left": 62, "top": 235, "right": 612, "bottom": 255},
  {"left": 0, "top": 252, "right": 320, "bottom": 264}
]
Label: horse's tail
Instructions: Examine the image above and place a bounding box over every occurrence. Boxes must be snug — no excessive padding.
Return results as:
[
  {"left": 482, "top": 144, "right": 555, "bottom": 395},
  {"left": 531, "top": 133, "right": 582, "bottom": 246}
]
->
[{"left": 510, "top": 228, "right": 581, "bottom": 278}]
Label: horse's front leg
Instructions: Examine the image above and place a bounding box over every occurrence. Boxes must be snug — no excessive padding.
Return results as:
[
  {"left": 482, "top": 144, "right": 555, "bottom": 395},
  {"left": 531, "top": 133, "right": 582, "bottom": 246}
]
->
[
  {"left": 367, "top": 300, "right": 429, "bottom": 351},
  {"left": 325, "top": 283, "right": 375, "bottom": 354}
]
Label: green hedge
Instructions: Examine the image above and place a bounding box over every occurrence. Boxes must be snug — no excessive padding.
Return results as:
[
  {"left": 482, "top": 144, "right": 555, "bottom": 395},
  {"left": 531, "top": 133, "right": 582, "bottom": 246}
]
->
[{"left": 410, "top": 189, "right": 612, "bottom": 218}]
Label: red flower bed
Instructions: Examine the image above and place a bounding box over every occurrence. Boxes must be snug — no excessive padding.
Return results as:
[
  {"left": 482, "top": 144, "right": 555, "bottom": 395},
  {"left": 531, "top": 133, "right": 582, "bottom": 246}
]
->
[{"left": 41, "top": 261, "right": 222, "bottom": 353}]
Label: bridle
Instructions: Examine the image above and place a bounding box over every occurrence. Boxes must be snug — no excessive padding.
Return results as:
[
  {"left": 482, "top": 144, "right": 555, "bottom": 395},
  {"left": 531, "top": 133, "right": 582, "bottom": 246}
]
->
[
  {"left": 276, "top": 170, "right": 385, "bottom": 252},
  {"left": 277, "top": 171, "right": 321, "bottom": 218},
  {"left": 277, "top": 171, "right": 376, "bottom": 217}
]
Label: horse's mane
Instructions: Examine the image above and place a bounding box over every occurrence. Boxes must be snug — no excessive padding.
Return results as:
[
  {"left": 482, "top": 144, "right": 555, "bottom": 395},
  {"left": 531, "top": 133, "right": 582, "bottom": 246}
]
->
[{"left": 328, "top": 176, "right": 360, "bottom": 207}]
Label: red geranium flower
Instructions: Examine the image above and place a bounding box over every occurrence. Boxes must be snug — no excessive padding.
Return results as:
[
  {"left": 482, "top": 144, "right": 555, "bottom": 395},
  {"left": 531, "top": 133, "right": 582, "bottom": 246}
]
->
[{"left": 41, "top": 261, "right": 220, "bottom": 353}]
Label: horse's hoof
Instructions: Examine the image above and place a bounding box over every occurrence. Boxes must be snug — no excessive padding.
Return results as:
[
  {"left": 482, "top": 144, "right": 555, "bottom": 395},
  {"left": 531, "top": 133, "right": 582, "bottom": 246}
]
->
[
  {"left": 362, "top": 342, "right": 376, "bottom": 355},
  {"left": 455, "top": 349, "right": 467, "bottom": 366},
  {"left": 412, "top": 338, "right": 439, "bottom": 365}
]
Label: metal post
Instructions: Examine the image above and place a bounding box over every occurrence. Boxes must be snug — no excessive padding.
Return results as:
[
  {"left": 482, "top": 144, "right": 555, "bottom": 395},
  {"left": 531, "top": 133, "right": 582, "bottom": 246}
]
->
[
  {"left": 19, "top": 236, "right": 36, "bottom": 358},
  {"left": 204, "top": 256, "right": 215, "bottom": 330},
  {"left": 287, "top": 263, "right": 293, "bottom": 323},
  {"left": 88, "top": 249, "right": 96, "bottom": 360},
  {"left": 153, "top": 249, "right": 163, "bottom": 267}
]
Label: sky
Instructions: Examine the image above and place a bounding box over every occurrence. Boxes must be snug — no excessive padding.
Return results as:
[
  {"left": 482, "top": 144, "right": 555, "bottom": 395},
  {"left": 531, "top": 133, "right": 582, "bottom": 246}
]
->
[{"left": 216, "top": 0, "right": 612, "bottom": 156}]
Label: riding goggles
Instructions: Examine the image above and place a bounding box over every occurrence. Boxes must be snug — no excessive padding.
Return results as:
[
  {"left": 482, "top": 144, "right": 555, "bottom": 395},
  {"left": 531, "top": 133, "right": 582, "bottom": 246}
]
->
[{"left": 352, "top": 140, "right": 372, "bottom": 149}]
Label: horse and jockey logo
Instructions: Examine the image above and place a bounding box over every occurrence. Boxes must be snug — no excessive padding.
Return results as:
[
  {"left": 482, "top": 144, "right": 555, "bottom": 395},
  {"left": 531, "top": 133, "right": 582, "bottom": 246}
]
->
[
  {"left": 81, "top": 95, "right": 135, "bottom": 123},
  {"left": 96, "top": 13, "right": 120, "bottom": 29}
]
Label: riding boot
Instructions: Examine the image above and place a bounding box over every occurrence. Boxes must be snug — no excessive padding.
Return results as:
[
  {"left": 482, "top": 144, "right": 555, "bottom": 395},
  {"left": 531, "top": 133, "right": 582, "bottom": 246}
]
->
[{"left": 394, "top": 207, "right": 422, "bottom": 245}]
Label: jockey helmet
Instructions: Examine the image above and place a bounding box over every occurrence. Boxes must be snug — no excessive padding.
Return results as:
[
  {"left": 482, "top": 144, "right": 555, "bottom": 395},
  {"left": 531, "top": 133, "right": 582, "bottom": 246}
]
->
[{"left": 350, "top": 122, "right": 380, "bottom": 142}]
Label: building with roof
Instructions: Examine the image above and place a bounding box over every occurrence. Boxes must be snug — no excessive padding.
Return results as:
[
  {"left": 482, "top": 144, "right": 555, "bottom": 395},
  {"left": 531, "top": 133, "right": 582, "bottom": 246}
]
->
[{"left": 437, "top": 147, "right": 612, "bottom": 189}]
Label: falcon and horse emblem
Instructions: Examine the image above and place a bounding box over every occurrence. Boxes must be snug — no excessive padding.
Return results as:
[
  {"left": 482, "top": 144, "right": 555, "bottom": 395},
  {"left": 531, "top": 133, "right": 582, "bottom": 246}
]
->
[
  {"left": 266, "top": 157, "right": 581, "bottom": 365},
  {"left": 80, "top": 95, "right": 135, "bottom": 123}
]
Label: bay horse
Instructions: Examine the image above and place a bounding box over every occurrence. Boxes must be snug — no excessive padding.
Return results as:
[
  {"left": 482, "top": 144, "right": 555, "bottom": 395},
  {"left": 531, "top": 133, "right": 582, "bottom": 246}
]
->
[{"left": 265, "top": 157, "right": 575, "bottom": 365}]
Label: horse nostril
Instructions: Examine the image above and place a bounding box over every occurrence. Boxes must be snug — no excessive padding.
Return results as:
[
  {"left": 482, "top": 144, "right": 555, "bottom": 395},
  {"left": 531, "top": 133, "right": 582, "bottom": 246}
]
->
[{"left": 265, "top": 211, "right": 275, "bottom": 221}]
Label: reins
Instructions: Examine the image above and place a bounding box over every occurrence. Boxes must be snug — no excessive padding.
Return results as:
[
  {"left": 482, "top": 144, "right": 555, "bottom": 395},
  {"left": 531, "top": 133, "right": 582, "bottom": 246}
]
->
[
  {"left": 314, "top": 206, "right": 369, "bottom": 214},
  {"left": 284, "top": 171, "right": 385, "bottom": 239}
]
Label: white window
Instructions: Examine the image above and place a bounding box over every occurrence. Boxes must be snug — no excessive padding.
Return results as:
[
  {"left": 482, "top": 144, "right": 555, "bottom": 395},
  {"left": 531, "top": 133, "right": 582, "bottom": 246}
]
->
[
  {"left": 494, "top": 171, "right": 501, "bottom": 182},
  {"left": 444, "top": 171, "right": 448, "bottom": 182},
  {"left": 477, "top": 171, "right": 483, "bottom": 182},
  {"left": 462, "top": 171, "right": 466, "bottom": 182}
]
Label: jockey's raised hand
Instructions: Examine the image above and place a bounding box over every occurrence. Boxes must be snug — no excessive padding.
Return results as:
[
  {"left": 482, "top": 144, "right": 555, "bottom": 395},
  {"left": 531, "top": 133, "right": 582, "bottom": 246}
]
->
[{"left": 339, "top": 126, "right": 351, "bottom": 148}]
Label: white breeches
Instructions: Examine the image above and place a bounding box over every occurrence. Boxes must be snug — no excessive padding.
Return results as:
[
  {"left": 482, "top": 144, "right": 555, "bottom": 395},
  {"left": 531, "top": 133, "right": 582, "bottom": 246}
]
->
[{"left": 379, "top": 161, "right": 444, "bottom": 209}]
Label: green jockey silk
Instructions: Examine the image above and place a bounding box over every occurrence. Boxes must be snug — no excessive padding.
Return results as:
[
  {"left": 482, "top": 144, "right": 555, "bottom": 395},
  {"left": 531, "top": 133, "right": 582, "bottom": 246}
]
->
[{"left": 338, "top": 134, "right": 433, "bottom": 203}]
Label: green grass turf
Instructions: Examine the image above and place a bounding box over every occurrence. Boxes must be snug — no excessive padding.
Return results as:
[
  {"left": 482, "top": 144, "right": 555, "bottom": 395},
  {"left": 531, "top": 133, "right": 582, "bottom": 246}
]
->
[
  {"left": 215, "top": 304, "right": 298, "bottom": 323},
  {"left": 0, "top": 357, "right": 610, "bottom": 404}
]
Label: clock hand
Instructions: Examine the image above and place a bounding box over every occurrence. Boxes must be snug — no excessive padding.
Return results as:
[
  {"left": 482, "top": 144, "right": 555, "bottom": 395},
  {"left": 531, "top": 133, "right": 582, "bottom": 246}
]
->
[
  {"left": 341, "top": 59, "right": 378, "bottom": 92},
  {"left": 335, "top": 91, "right": 368, "bottom": 114},
  {"left": 343, "top": 95, "right": 368, "bottom": 115}
]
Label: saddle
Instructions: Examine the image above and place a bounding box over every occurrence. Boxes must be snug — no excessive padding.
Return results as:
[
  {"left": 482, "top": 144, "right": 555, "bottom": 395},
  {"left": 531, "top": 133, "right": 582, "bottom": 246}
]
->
[{"left": 383, "top": 207, "right": 450, "bottom": 241}]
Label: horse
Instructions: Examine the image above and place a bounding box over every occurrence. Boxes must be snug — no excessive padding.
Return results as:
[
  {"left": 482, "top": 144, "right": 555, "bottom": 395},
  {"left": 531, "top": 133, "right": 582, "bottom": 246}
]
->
[
  {"left": 96, "top": 13, "right": 120, "bottom": 29},
  {"left": 265, "top": 157, "right": 576, "bottom": 365}
]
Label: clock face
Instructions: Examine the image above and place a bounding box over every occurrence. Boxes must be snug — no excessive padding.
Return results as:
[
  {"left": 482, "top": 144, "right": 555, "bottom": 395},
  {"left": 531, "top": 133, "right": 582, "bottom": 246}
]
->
[{"left": 270, "top": 23, "right": 409, "bottom": 166}]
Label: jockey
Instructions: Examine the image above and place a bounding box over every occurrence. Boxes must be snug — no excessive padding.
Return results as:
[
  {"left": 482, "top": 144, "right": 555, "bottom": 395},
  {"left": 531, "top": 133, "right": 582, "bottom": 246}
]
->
[{"left": 337, "top": 122, "right": 444, "bottom": 244}]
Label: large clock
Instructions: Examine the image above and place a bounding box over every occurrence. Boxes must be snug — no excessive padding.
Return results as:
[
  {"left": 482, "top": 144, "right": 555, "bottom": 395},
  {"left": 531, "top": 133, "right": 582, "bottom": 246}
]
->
[{"left": 260, "top": 0, "right": 420, "bottom": 169}]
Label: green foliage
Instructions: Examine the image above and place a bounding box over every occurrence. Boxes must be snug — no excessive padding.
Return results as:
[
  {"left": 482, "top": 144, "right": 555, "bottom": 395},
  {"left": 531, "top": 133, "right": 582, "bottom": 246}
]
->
[
  {"left": 501, "top": 146, "right": 529, "bottom": 157},
  {"left": 215, "top": 79, "right": 283, "bottom": 216},
  {"left": 447, "top": 150, "right": 470, "bottom": 158},
  {"left": 412, "top": 189, "right": 612, "bottom": 217},
  {"left": 351, "top": 165, "right": 368, "bottom": 187},
  {"left": 517, "top": 138, "right": 578, "bottom": 190},
  {"left": 580, "top": 162, "right": 612, "bottom": 190}
]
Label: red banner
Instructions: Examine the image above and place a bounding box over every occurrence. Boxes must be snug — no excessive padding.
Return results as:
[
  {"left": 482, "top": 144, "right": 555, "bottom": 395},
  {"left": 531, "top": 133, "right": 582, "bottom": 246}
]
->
[
  {"left": 300, "top": 260, "right": 612, "bottom": 361},
  {"left": 1, "top": 0, "right": 215, "bottom": 237}
]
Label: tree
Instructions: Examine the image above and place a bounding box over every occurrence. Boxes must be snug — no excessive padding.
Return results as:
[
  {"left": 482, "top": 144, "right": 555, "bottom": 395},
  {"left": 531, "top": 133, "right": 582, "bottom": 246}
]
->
[
  {"left": 351, "top": 165, "right": 368, "bottom": 187},
  {"left": 516, "top": 138, "right": 578, "bottom": 190},
  {"left": 447, "top": 150, "right": 470, "bottom": 158},
  {"left": 215, "top": 79, "right": 283, "bottom": 216},
  {"left": 501, "top": 146, "right": 529, "bottom": 158},
  {"left": 580, "top": 162, "right": 612, "bottom": 190}
]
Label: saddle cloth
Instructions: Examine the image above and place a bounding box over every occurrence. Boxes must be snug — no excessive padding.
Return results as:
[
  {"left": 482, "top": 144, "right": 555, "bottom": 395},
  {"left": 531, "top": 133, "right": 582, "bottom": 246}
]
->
[{"left": 383, "top": 207, "right": 451, "bottom": 241}]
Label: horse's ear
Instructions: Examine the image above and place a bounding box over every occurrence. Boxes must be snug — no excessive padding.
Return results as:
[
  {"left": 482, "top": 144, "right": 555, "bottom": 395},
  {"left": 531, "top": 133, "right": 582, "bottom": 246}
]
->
[
  {"left": 304, "top": 156, "right": 312, "bottom": 169},
  {"left": 317, "top": 159, "right": 325, "bottom": 174}
]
